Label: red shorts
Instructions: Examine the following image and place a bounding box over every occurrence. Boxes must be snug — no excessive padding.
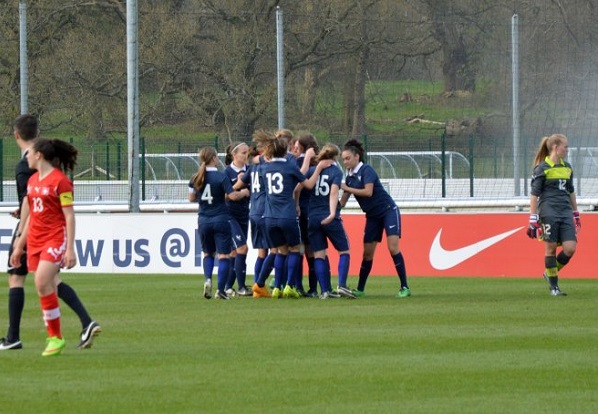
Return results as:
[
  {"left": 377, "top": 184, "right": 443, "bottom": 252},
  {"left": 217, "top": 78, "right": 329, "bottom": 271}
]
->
[{"left": 27, "top": 239, "right": 67, "bottom": 272}]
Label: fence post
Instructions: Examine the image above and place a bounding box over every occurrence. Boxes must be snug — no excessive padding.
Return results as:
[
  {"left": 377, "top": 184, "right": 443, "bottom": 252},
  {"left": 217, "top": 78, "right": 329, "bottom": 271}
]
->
[
  {"left": 69, "top": 137, "right": 74, "bottom": 181},
  {"left": 469, "top": 133, "right": 474, "bottom": 197},
  {"left": 0, "top": 139, "right": 3, "bottom": 202},
  {"left": 213, "top": 135, "right": 219, "bottom": 152},
  {"left": 105, "top": 141, "right": 110, "bottom": 180},
  {"left": 117, "top": 141, "right": 122, "bottom": 180},
  {"left": 441, "top": 133, "right": 446, "bottom": 198},
  {"left": 141, "top": 136, "right": 146, "bottom": 201},
  {"left": 177, "top": 142, "right": 182, "bottom": 175},
  {"left": 522, "top": 137, "right": 528, "bottom": 196},
  {"left": 493, "top": 138, "right": 498, "bottom": 178},
  {"left": 362, "top": 134, "right": 369, "bottom": 164},
  {"left": 575, "top": 142, "right": 582, "bottom": 196}
]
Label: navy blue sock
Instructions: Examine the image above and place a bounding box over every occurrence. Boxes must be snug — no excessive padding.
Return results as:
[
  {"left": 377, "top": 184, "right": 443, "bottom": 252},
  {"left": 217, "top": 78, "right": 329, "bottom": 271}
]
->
[
  {"left": 273, "top": 254, "right": 286, "bottom": 289},
  {"left": 286, "top": 252, "right": 301, "bottom": 287},
  {"left": 314, "top": 258, "right": 327, "bottom": 292},
  {"left": 7, "top": 287, "right": 25, "bottom": 342},
  {"left": 357, "top": 260, "right": 373, "bottom": 292},
  {"left": 203, "top": 256, "right": 215, "bottom": 281},
  {"left": 338, "top": 254, "right": 350, "bottom": 288},
  {"left": 235, "top": 253, "right": 247, "bottom": 288},
  {"left": 225, "top": 261, "right": 236, "bottom": 290},
  {"left": 217, "top": 258, "right": 231, "bottom": 292},
  {"left": 392, "top": 252, "right": 408, "bottom": 289},
  {"left": 325, "top": 256, "right": 333, "bottom": 291},
  {"left": 257, "top": 253, "right": 276, "bottom": 287},
  {"left": 307, "top": 256, "right": 317, "bottom": 291},
  {"left": 58, "top": 282, "right": 93, "bottom": 329},
  {"left": 254, "top": 257, "right": 264, "bottom": 284}
]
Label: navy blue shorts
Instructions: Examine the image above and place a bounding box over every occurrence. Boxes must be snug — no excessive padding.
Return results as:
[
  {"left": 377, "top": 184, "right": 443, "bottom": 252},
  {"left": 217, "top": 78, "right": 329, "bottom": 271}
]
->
[
  {"left": 308, "top": 216, "right": 350, "bottom": 253},
  {"left": 199, "top": 220, "right": 233, "bottom": 255},
  {"left": 363, "top": 206, "right": 401, "bottom": 243},
  {"left": 250, "top": 215, "right": 269, "bottom": 250},
  {"left": 230, "top": 217, "right": 248, "bottom": 249},
  {"left": 265, "top": 217, "right": 302, "bottom": 248},
  {"left": 299, "top": 208, "right": 310, "bottom": 248}
]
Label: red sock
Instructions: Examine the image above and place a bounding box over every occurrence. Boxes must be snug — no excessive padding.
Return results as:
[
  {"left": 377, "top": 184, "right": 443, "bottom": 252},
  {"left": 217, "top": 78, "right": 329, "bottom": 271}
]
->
[{"left": 40, "top": 292, "right": 62, "bottom": 339}]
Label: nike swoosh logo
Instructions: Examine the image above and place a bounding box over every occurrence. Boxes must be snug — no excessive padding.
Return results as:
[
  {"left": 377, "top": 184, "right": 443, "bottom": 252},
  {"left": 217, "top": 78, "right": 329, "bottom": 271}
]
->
[{"left": 429, "top": 227, "right": 523, "bottom": 270}]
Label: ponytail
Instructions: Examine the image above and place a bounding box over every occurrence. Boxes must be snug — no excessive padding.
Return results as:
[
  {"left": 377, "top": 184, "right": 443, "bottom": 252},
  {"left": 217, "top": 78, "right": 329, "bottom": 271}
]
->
[
  {"left": 192, "top": 147, "right": 217, "bottom": 191},
  {"left": 31, "top": 138, "right": 78, "bottom": 172},
  {"left": 533, "top": 134, "right": 567, "bottom": 167}
]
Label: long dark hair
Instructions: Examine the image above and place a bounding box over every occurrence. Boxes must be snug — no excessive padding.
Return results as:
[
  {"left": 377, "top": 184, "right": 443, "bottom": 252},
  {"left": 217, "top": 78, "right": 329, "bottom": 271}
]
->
[
  {"left": 32, "top": 138, "right": 78, "bottom": 172},
  {"left": 297, "top": 132, "right": 319, "bottom": 165},
  {"left": 342, "top": 138, "right": 365, "bottom": 162}
]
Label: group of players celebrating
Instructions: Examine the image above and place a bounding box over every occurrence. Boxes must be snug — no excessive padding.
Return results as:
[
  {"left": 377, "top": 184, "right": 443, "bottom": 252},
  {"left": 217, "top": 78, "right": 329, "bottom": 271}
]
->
[{"left": 188, "top": 129, "right": 411, "bottom": 300}]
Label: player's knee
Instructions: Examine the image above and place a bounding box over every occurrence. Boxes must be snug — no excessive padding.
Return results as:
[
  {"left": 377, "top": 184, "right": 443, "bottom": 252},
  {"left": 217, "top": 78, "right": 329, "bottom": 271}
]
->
[{"left": 562, "top": 245, "right": 576, "bottom": 257}]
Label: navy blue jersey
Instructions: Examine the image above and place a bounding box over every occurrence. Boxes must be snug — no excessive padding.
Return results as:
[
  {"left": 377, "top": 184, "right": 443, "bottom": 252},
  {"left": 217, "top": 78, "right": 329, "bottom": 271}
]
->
[
  {"left": 188, "top": 167, "right": 233, "bottom": 223},
  {"left": 296, "top": 154, "right": 312, "bottom": 211},
  {"left": 262, "top": 158, "right": 306, "bottom": 219},
  {"left": 242, "top": 162, "right": 267, "bottom": 218},
  {"left": 224, "top": 164, "right": 250, "bottom": 221},
  {"left": 307, "top": 163, "right": 343, "bottom": 219},
  {"left": 345, "top": 163, "right": 396, "bottom": 218}
]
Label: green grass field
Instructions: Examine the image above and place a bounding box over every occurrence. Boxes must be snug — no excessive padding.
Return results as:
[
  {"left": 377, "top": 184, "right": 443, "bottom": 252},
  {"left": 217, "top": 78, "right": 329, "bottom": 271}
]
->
[{"left": 1, "top": 274, "right": 596, "bottom": 413}]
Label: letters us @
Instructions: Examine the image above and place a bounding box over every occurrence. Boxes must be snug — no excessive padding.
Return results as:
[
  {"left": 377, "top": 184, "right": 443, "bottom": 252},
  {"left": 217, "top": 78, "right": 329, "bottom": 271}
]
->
[{"left": 73, "top": 228, "right": 201, "bottom": 269}]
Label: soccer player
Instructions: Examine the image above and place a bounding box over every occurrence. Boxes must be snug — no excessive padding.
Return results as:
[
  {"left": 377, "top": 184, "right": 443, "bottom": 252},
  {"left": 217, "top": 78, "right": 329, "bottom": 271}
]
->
[
  {"left": 9, "top": 138, "right": 100, "bottom": 356},
  {"left": 188, "top": 147, "right": 249, "bottom": 300},
  {"left": 304, "top": 143, "right": 355, "bottom": 299},
  {"left": 223, "top": 142, "right": 252, "bottom": 296},
  {"left": 235, "top": 133, "right": 276, "bottom": 297},
  {"left": 527, "top": 134, "right": 580, "bottom": 296},
  {"left": 340, "top": 138, "right": 410, "bottom": 298},
  {"left": 293, "top": 132, "right": 320, "bottom": 297},
  {"left": 1, "top": 117, "right": 100, "bottom": 353},
  {"left": 253, "top": 135, "right": 306, "bottom": 299}
]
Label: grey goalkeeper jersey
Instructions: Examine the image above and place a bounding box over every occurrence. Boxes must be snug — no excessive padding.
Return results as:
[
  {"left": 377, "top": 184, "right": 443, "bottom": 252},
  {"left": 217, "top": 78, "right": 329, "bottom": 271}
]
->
[{"left": 530, "top": 156, "right": 575, "bottom": 219}]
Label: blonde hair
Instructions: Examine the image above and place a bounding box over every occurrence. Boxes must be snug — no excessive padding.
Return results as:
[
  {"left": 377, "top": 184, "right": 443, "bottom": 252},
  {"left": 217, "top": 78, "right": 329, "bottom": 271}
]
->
[
  {"left": 263, "top": 136, "right": 288, "bottom": 159},
  {"left": 317, "top": 143, "right": 340, "bottom": 161},
  {"left": 191, "top": 147, "right": 218, "bottom": 191},
  {"left": 533, "top": 134, "right": 567, "bottom": 166},
  {"left": 275, "top": 128, "right": 294, "bottom": 141},
  {"left": 224, "top": 141, "right": 247, "bottom": 166},
  {"left": 252, "top": 129, "right": 274, "bottom": 148}
]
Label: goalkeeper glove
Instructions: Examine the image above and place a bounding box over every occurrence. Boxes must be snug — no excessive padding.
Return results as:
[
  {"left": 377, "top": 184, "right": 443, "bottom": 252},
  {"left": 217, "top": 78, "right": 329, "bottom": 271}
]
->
[
  {"left": 527, "top": 214, "right": 543, "bottom": 239},
  {"left": 573, "top": 210, "right": 581, "bottom": 233}
]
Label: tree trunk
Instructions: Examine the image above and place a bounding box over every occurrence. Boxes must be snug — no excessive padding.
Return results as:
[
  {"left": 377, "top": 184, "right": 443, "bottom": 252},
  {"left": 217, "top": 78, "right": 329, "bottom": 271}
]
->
[
  {"left": 302, "top": 66, "right": 318, "bottom": 117},
  {"left": 351, "top": 39, "right": 369, "bottom": 136}
]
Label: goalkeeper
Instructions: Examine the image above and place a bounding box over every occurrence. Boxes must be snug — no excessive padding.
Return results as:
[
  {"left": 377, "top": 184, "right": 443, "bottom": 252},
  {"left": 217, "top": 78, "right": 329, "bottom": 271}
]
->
[{"left": 527, "top": 134, "right": 580, "bottom": 296}]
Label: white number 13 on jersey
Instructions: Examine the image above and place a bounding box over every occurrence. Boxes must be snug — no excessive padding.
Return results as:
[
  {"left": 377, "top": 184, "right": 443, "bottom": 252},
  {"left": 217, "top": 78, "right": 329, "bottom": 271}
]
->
[{"left": 32, "top": 197, "right": 44, "bottom": 213}]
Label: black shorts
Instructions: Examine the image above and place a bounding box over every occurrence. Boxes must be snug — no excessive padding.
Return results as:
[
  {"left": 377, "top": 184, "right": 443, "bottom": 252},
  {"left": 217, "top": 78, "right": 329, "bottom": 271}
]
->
[
  {"left": 7, "top": 221, "right": 27, "bottom": 276},
  {"left": 540, "top": 215, "right": 577, "bottom": 244}
]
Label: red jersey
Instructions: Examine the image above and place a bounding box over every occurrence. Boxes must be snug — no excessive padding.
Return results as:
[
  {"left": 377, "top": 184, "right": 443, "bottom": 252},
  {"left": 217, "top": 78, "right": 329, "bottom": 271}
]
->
[{"left": 26, "top": 168, "right": 74, "bottom": 252}]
